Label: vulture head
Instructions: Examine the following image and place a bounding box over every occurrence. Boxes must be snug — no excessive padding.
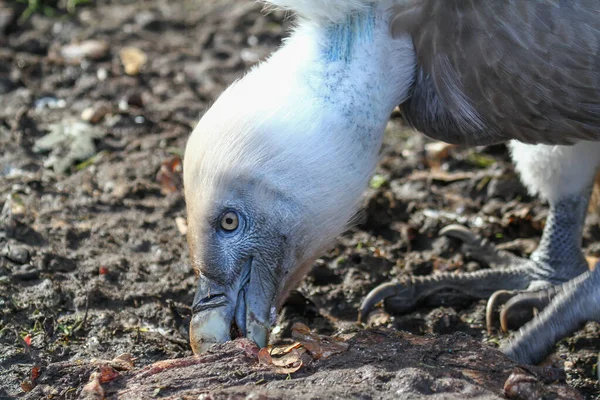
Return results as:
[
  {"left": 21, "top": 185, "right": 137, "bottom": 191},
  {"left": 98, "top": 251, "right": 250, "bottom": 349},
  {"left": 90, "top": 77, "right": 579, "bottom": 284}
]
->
[{"left": 184, "top": 0, "right": 416, "bottom": 352}]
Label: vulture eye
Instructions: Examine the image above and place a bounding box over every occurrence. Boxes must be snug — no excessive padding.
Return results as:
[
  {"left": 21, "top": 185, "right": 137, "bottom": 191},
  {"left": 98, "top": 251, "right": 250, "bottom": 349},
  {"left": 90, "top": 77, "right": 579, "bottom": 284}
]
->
[{"left": 220, "top": 211, "right": 239, "bottom": 232}]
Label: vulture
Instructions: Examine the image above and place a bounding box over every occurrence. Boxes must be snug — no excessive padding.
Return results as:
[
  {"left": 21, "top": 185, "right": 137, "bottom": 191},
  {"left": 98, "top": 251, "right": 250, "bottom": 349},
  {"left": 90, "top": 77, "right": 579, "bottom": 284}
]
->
[{"left": 183, "top": 0, "right": 600, "bottom": 365}]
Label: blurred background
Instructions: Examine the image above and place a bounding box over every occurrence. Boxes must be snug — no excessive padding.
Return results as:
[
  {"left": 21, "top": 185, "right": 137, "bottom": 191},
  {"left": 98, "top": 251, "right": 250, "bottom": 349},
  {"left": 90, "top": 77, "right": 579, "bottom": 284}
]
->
[{"left": 1, "top": 1, "right": 599, "bottom": 398}]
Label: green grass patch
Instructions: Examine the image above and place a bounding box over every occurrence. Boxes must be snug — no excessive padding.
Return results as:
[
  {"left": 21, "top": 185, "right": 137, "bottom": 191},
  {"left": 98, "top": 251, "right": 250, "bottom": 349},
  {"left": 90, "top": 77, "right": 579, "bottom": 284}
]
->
[{"left": 9, "top": 0, "right": 91, "bottom": 23}]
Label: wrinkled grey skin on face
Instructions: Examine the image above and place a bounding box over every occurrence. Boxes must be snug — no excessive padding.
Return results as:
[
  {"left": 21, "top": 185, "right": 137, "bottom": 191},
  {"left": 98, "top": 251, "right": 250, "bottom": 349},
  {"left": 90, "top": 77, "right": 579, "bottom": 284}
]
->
[{"left": 186, "top": 175, "right": 301, "bottom": 353}]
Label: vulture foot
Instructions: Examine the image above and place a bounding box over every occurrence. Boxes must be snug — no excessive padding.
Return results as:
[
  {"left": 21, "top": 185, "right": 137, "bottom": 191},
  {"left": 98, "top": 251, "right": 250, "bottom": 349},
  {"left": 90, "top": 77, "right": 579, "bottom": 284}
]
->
[
  {"left": 359, "top": 224, "right": 586, "bottom": 329},
  {"left": 440, "top": 224, "right": 589, "bottom": 333},
  {"left": 359, "top": 193, "right": 593, "bottom": 365}
]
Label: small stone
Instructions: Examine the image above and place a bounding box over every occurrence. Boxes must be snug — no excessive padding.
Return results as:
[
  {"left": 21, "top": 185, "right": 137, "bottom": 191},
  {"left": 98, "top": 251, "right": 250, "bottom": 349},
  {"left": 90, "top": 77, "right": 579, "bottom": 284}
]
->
[
  {"left": 126, "top": 93, "right": 143, "bottom": 108},
  {"left": 61, "top": 40, "right": 110, "bottom": 62},
  {"left": 81, "top": 107, "right": 95, "bottom": 121},
  {"left": 135, "top": 11, "right": 161, "bottom": 31},
  {"left": 426, "top": 308, "right": 460, "bottom": 334},
  {"left": 34, "top": 97, "right": 66, "bottom": 111},
  {"left": 4, "top": 245, "right": 30, "bottom": 264},
  {"left": 119, "top": 47, "right": 147, "bottom": 76},
  {"left": 465, "top": 261, "right": 480, "bottom": 273},
  {"left": 0, "top": 77, "right": 16, "bottom": 94},
  {"left": 42, "top": 253, "right": 77, "bottom": 273},
  {"left": 81, "top": 105, "right": 110, "bottom": 124},
  {"left": 12, "top": 264, "right": 39, "bottom": 280},
  {"left": 425, "top": 141, "right": 455, "bottom": 165},
  {"left": 486, "top": 174, "right": 527, "bottom": 200},
  {"left": 175, "top": 217, "right": 188, "bottom": 236},
  {"left": 0, "top": 7, "right": 15, "bottom": 34},
  {"left": 97, "top": 68, "right": 108, "bottom": 81}
]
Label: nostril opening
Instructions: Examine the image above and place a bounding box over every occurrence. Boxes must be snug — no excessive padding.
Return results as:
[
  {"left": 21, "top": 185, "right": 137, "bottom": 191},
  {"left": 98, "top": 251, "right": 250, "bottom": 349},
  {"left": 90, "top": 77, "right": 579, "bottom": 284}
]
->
[
  {"left": 234, "top": 287, "right": 247, "bottom": 337},
  {"left": 230, "top": 320, "right": 243, "bottom": 339},
  {"left": 192, "top": 293, "right": 228, "bottom": 313}
]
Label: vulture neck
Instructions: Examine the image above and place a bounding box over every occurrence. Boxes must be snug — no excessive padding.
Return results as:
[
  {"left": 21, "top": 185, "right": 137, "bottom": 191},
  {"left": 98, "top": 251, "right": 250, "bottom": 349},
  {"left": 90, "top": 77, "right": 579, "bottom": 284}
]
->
[
  {"left": 242, "top": 5, "right": 415, "bottom": 300},
  {"left": 251, "top": 4, "right": 416, "bottom": 145}
]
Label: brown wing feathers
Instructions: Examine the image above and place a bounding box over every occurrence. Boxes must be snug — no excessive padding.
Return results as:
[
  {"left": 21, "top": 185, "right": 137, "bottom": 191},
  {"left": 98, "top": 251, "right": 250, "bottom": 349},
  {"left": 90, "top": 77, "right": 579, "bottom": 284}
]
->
[{"left": 395, "top": 0, "right": 600, "bottom": 146}]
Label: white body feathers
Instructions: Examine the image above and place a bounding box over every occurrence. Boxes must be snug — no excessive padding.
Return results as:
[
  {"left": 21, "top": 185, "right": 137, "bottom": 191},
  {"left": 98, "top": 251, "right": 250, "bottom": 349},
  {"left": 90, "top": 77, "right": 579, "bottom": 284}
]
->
[{"left": 510, "top": 141, "right": 600, "bottom": 202}]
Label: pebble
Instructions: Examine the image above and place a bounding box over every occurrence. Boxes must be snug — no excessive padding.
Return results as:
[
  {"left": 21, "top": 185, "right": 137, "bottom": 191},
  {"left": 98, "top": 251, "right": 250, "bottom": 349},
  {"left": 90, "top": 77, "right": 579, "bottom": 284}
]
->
[
  {"left": 175, "top": 217, "right": 188, "bottom": 236},
  {"left": 125, "top": 92, "right": 143, "bottom": 108},
  {"left": 81, "top": 105, "right": 110, "bottom": 124},
  {"left": 47, "top": 256, "right": 77, "bottom": 273},
  {"left": 119, "top": 47, "right": 147, "bottom": 76},
  {"left": 4, "top": 245, "right": 31, "bottom": 264},
  {"left": 61, "top": 40, "right": 110, "bottom": 62},
  {"left": 486, "top": 175, "right": 526, "bottom": 200},
  {"left": 11, "top": 264, "right": 39, "bottom": 280},
  {"left": 35, "top": 96, "right": 66, "bottom": 111},
  {"left": 0, "top": 7, "right": 14, "bottom": 34},
  {"left": 425, "top": 141, "right": 455, "bottom": 165},
  {"left": 0, "top": 77, "right": 16, "bottom": 94},
  {"left": 97, "top": 68, "right": 108, "bottom": 81}
]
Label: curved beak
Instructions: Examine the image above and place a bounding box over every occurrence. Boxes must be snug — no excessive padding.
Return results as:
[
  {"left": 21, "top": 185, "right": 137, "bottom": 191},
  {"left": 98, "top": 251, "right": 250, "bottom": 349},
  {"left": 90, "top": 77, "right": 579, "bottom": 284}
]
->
[{"left": 189, "top": 258, "right": 274, "bottom": 353}]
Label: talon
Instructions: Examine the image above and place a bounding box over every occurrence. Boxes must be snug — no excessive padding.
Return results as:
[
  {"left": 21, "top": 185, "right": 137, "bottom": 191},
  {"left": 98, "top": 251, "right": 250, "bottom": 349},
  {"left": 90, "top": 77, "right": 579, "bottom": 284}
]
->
[
  {"left": 358, "top": 280, "right": 418, "bottom": 323},
  {"left": 500, "top": 291, "right": 556, "bottom": 332},
  {"left": 441, "top": 224, "right": 521, "bottom": 267},
  {"left": 439, "top": 224, "right": 478, "bottom": 244},
  {"left": 358, "top": 282, "right": 398, "bottom": 324},
  {"left": 485, "top": 290, "right": 518, "bottom": 334}
]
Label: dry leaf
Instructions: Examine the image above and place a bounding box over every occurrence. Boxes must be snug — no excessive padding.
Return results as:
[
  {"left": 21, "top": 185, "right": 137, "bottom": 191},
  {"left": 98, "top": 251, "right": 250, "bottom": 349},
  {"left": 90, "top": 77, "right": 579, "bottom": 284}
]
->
[
  {"left": 258, "top": 346, "right": 273, "bottom": 365},
  {"left": 157, "top": 156, "right": 183, "bottom": 194},
  {"left": 258, "top": 344, "right": 304, "bottom": 374},
  {"left": 461, "top": 369, "right": 484, "bottom": 384},
  {"left": 270, "top": 342, "right": 301, "bottom": 357},
  {"left": 112, "top": 353, "right": 135, "bottom": 369},
  {"left": 20, "top": 381, "right": 34, "bottom": 393},
  {"left": 291, "top": 322, "right": 349, "bottom": 360},
  {"left": 98, "top": 365, "right": 120, "bottom": 383},
  {"left": 81, "top": 371, "right": 104, "bottom": 400},
  {"left": 30, "top": 366, "right": 41, "bottom": 382},
  {"left": 408, "top": 170, "right": 474, "bottom": 183},
  {"left": 133, "top": 357, "right": 206, "bottom": 380}
]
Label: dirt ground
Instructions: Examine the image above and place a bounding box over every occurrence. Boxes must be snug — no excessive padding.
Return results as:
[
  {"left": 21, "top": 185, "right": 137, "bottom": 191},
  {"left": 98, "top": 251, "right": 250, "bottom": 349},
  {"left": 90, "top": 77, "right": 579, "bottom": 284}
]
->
[{"left": 1, "top": 1, "right": 600, "bottom": 399}]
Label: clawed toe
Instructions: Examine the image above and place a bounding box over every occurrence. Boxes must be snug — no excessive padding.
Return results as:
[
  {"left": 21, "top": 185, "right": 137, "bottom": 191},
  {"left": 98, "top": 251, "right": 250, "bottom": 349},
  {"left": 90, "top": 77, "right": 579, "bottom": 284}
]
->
[
  {"left": 485, "top": 290, "right": 518, "bottom": 334},
  {"left": 500, "top": 289, "right": 558, "bottom": 332},
  {"left": 485, "top": 286, "right": 561, "bottom": 334},
  {"left": 440, "top": 224, "right": 523, "bottom": 267},
  {"left": 358, "top": 280, "right": 419, "bottom": 323},
  {"left": 359, "top": 267, "right": 535, "bottom": 324},
  {"left": 439, "top": 224, "right": 479, "bottom": 245}
]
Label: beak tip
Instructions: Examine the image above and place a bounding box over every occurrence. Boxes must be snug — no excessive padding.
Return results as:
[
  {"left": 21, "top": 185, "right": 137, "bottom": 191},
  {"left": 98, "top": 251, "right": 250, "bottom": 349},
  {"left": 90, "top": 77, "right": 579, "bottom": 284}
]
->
[
  {"left": 247, "top": 314, "right": 270, "bottom": 349},
  {"left": 189, "top": 311, "right": 232, "bottom": 354}
]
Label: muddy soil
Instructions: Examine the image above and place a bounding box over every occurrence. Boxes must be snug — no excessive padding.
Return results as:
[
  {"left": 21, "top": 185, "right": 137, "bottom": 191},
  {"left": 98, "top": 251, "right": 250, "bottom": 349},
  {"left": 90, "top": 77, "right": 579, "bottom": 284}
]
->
[{"left": 1, "top": 1, "right": 599, "bottom": 399}]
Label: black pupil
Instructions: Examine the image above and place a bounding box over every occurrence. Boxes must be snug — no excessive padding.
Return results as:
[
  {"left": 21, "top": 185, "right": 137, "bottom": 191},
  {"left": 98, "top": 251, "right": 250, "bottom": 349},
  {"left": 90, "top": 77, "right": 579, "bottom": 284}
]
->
[{"left": 225, "top": 217, "right": 234, "bottom": 225}]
